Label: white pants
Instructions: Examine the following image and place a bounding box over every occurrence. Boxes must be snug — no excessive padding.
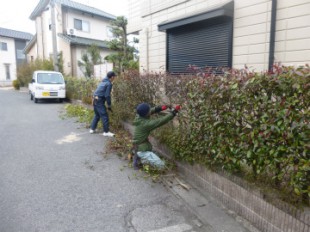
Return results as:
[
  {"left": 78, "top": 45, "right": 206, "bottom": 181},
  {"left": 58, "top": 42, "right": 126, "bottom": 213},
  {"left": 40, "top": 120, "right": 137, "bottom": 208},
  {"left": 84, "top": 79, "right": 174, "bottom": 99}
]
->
[{"left": 137, "top": 151, "right": 165, "bottom": 169}]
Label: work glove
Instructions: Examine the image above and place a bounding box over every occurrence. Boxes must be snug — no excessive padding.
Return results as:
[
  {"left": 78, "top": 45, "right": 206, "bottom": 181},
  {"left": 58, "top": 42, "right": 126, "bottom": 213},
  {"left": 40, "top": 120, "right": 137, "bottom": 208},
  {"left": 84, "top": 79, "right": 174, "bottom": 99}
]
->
[
  {"left": 172, "top": 105, "right": 181, "bottom": 116},
  {"left": 155, "top": 105, "right": 169, "bottom": 113},
  {"left": 108, "top": 106, "right": 113, "bottom": 112}
]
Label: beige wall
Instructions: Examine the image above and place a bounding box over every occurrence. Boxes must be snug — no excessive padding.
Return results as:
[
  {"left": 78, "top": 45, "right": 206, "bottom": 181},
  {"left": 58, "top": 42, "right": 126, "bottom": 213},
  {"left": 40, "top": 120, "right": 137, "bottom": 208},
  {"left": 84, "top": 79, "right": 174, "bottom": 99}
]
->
[
  {"left": 0, "top": 37, "right": 17, "bottom": 86},
  {"left": 128, "top": 0, "right": 310, "bottom": 73},
  {"left": 275, "top": 0, "right": 310, "bottom": 66},
  {"left": 35, "top": 17, "right": 44, "bottom": 59},
  {"left": 26, "top": 43, "right": 38, "bottom": 62},
  {"left": 233, "top": 0, "right": 271, "bottom": 71},
  {"left": 58, "top": 39, "right": 71, "bottom": 76},
  {"left": 64, "top": 9, "right": 112, "bottom": 41},
  {"left": 75, "top": 47, "right": 113, "bottom": 78}
]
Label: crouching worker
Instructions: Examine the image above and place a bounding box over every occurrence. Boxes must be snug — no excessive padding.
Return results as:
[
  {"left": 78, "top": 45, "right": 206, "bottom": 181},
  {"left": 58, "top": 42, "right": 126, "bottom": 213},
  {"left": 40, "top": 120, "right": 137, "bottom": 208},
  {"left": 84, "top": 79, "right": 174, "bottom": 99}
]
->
[{"left": 132, "top": 103, "right": 180, "bottom": 170}]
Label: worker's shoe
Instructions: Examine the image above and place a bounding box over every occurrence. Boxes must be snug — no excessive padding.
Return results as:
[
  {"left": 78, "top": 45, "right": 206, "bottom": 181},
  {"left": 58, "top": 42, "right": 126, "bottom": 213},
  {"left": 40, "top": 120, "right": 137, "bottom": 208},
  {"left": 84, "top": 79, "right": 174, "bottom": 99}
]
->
[
  {"left": 89, "top": 129, "right": 95, "bottom": 134},
  {"left": 103, "top": 131, "right": 115, "bottom": 137}
]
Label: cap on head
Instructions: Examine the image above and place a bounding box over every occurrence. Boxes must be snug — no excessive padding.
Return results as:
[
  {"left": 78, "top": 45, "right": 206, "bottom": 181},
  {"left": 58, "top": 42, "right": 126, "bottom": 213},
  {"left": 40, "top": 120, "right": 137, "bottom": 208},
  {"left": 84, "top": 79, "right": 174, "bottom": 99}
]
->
[
  {"left": 137, "top": 103, "right": 150, "bottom": 117},
  {"left": 107, "top": 71, "right": 116, "bottom": 78}
]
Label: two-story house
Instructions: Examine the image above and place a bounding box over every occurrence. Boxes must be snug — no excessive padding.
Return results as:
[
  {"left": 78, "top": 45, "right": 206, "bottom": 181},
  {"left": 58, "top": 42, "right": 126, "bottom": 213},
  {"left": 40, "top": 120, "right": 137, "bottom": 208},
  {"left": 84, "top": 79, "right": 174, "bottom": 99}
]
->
[
  {"left": 0, "top": 28, "right": 33, "bottom": 87},
  {"left": 127, "top": 0, "right": 310, "bottom": 73},
  {"left": 24, "top": 0, "right": 116, "bottom": 77}
]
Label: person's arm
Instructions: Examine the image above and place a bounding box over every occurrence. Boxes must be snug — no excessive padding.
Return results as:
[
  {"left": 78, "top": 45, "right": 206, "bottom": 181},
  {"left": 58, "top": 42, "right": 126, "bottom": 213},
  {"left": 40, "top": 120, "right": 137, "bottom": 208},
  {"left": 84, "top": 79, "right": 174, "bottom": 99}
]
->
[
  {"left": 104, "top": 84, "right": 112, "bottom": 107},
  {"left": 145, "top": 113, "right": 174, "bottom": 131},
  {"left": 150, "top": 105, "right": 169, "bottom": 115}
]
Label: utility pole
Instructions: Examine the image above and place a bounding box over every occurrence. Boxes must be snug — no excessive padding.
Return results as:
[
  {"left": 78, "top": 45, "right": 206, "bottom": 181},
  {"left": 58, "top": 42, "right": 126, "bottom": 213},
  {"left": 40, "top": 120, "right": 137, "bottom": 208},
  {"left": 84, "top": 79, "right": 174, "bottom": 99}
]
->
[{"left": 51, "top": 0, "right": 59, "bottom": 71}]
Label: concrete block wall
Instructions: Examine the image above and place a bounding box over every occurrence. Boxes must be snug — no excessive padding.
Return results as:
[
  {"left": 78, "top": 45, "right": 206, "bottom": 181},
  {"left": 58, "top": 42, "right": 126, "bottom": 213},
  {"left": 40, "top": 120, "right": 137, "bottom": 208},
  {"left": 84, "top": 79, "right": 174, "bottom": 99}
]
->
[{"left": 177, "top": 162, "right": 310, "bottom": 232}]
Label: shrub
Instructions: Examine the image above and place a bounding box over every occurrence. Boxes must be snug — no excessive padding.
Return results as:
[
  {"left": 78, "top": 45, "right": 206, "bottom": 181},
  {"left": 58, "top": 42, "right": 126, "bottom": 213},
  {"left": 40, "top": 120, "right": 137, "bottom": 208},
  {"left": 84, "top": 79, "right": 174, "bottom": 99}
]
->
[
  {"left": 12, "top": 79, "right": 20, "bottom": 90},
  {"left": 164, "top": 65, "right": 310, "bottom": 204},
  {"left": 17, "top": 58, "right": 54, "bottom": 87},
  {"left": 65, "top": 76, "right": 98, "bottom": 104}
]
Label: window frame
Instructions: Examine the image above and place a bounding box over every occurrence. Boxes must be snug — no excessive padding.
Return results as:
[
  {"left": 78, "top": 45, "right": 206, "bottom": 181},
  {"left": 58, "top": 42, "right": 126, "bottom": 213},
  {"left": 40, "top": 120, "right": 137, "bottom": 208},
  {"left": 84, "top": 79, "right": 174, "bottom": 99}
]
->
[
  {"left": 74, "top": 18, "right": 90, "bottom": 32},
  {"left": 4, "top": 64, "right": 11, "bottom": 80},
  {"left": 0, "top": 42, "right": 8, "bottom": 51}
]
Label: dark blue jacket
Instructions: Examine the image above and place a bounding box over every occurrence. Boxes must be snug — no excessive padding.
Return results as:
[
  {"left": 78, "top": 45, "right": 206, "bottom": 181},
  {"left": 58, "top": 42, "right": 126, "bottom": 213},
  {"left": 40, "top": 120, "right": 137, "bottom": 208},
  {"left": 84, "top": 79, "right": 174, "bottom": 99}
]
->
[{"left": 93, "top": 77, "right": 112, "bottom": 106}]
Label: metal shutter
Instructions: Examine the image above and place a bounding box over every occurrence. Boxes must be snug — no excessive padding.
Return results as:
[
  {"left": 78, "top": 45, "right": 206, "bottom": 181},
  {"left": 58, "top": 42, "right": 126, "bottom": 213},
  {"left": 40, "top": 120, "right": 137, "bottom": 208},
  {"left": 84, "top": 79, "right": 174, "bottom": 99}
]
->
[{"left": 167, "top": 17, "right": 233, "bottom": 74}]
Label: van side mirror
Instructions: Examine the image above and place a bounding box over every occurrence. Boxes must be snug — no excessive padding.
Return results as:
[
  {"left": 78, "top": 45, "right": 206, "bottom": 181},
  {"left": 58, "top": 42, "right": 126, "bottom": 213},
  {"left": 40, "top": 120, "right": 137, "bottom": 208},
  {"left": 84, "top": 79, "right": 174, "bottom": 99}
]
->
[{"left": 31, "top": 79, "right": 35, "bottom": 83}]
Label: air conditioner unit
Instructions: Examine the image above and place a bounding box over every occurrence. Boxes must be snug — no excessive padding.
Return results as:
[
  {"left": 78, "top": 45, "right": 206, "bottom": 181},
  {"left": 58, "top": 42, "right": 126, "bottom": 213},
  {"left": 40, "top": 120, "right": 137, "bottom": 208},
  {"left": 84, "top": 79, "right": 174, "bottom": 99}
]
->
[{"left": 67, "top": 28, "right": 76, "bottom": 36}]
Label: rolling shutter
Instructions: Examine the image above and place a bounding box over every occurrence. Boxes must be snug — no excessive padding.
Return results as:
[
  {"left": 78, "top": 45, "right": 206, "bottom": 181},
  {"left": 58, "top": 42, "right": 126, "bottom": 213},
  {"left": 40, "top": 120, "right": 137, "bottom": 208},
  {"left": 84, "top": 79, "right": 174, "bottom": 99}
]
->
[{"left": 167, "top": 17, "right": 233, "bottom": 73}]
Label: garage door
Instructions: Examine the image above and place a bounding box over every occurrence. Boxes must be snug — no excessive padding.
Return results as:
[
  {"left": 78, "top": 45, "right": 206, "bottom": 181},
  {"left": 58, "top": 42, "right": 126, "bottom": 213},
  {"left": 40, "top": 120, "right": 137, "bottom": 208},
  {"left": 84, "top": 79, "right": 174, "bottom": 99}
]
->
[{"left": 167, "top": 17, "right": 233, "bottom": 74}]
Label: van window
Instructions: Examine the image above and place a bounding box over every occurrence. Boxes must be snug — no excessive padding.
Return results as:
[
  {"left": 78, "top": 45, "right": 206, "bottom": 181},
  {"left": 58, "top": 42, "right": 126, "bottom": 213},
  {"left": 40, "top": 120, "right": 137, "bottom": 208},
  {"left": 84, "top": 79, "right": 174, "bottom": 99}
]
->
[{"left": 37, "top": 73, "right": 64, "bottom": 84}]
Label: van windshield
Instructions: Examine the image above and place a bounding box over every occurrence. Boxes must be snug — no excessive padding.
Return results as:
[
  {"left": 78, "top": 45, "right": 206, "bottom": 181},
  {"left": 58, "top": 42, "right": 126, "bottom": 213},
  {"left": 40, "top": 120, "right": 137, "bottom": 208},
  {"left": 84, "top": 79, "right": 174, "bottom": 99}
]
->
[{"left": 37, "top": 73, "right": 64, "bottom": 84}]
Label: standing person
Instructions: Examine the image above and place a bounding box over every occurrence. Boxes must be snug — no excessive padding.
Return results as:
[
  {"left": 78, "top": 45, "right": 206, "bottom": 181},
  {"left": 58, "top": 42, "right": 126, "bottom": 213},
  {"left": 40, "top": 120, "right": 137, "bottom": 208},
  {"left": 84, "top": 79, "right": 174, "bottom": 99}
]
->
[
  {"left": 132, "top": 103, "right": 181, "bottom": 170},
  {"left": 89, "top": 71, "right": 116, "bottom": 137}
]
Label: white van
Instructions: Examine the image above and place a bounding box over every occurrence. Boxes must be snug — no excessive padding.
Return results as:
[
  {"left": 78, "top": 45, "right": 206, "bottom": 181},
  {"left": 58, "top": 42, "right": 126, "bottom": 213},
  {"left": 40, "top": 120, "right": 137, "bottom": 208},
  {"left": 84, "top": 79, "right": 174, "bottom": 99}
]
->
[{"left": 28, "top": 70, "right": 66, "bottom": 103}]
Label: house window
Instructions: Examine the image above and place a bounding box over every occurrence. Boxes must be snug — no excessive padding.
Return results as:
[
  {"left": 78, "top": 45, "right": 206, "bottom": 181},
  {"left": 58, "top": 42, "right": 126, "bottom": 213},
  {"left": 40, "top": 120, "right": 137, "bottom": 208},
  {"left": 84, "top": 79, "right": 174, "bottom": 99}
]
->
[
  {"left": 5, "top": 64, "right": 10, "bottom": 80},
  {"left": 74, "top": 19, "right": 90, "bottom": 32},
  {"left": 0, "top": 42, "right": 8, "bottom": 51}
]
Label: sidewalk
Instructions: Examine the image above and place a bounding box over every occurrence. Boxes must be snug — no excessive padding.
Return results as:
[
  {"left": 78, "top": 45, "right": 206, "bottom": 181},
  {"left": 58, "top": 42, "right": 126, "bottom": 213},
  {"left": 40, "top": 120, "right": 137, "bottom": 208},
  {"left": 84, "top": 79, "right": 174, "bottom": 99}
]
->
[{"left": 161, "top": 174, "right": 260, "bottom": 232}]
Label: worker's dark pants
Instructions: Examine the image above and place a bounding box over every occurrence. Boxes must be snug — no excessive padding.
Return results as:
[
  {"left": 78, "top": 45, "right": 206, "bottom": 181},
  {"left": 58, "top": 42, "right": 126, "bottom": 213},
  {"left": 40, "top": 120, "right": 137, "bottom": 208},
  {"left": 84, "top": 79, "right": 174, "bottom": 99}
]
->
[{"left": 90, "top": 100, "right": 109, "bottom": 133}]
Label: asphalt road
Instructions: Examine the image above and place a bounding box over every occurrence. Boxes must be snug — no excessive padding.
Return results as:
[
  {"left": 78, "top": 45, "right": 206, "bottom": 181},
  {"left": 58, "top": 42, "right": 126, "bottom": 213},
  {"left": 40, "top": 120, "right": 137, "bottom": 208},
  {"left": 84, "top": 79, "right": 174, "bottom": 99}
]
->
[{"left": 0, "top": 88, "right": 208, "bottom": 232}]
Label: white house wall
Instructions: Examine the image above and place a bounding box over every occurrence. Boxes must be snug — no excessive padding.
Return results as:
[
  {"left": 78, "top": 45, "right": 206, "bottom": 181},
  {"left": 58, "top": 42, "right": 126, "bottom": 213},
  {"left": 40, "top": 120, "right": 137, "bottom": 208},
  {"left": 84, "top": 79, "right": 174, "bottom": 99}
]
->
[
  {"left": 128, "top": 0, "right": 310, "bottom": 73},
  {"left": 0, "top": 37, "right": 17, "bottom": 86}
]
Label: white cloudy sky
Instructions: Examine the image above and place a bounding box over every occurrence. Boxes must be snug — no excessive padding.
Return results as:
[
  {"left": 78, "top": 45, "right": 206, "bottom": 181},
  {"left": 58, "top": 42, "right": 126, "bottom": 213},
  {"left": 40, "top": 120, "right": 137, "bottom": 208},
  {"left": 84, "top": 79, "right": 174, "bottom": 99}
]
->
[{"left": 0, "top": 0, "right": 128, "bottom": 35}]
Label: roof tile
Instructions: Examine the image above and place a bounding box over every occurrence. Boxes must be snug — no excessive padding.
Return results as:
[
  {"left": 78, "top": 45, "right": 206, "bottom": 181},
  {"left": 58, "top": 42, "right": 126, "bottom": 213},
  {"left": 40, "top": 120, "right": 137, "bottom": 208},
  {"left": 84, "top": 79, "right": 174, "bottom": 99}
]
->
[{"left": 0, "top": 27, "right": 33, "bottom": 40}]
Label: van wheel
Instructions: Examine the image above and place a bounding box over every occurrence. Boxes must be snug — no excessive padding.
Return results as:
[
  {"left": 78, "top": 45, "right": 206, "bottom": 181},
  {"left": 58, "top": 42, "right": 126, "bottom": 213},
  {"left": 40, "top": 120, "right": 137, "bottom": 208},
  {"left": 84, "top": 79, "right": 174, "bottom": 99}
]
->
[
  {"left": 34, "top": 98, "right": 38, "bottom": 103},
  {"left": 59, "top": 98, "right": 63, "bottom": 103}
]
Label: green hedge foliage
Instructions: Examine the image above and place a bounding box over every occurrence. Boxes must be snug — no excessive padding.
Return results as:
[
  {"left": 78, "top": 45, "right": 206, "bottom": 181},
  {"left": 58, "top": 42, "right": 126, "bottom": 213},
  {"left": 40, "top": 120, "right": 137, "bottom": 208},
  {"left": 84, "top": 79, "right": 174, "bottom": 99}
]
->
[
  {"left": 173, "top": 66, "right": 309, "bottom": 203},
  {"left": 65, "top": 77, "right": 99, "bottom": 104}
]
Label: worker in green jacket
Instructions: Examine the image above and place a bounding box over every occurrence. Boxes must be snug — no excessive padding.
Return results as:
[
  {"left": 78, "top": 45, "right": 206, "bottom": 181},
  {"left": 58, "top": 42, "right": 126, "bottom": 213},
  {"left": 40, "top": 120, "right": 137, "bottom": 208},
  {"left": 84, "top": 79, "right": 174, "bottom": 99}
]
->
[{"left": 132, "top": 103, "right": 181, "bottom": 170}]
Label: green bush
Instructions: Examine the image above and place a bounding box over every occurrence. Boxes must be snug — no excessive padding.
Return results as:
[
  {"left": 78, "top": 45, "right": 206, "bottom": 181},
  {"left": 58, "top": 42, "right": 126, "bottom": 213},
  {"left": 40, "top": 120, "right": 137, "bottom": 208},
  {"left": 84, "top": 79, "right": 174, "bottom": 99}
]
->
[
  {"left": 17, "top": 58, "right": 54, "bottom": 87},
  {"left": 12, "top": 79, "right": 20, "bottom": 90},
  {"left": 164, "top": 65, "right": 309, "bottom": 204},
  {"left": 65, "top": 76, "right": 99, "bottom": 104}
]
